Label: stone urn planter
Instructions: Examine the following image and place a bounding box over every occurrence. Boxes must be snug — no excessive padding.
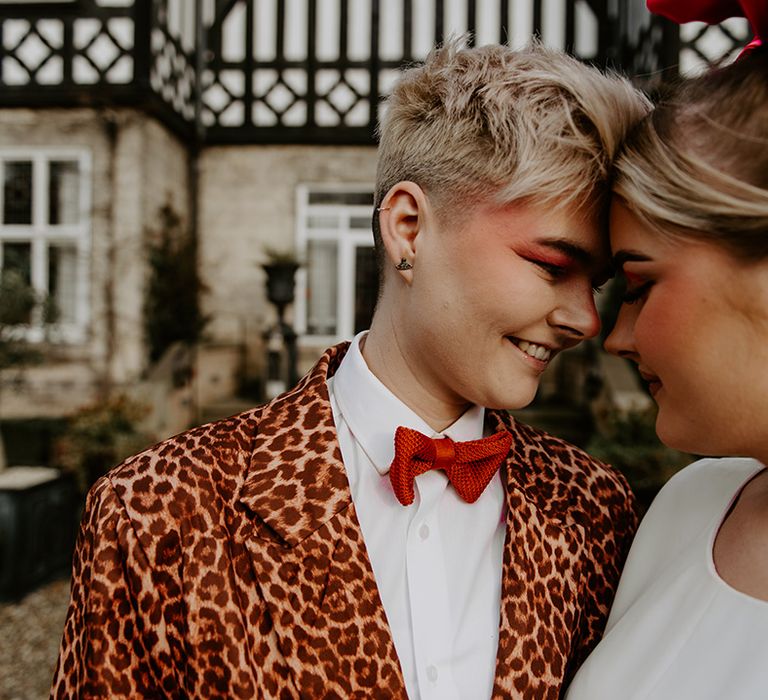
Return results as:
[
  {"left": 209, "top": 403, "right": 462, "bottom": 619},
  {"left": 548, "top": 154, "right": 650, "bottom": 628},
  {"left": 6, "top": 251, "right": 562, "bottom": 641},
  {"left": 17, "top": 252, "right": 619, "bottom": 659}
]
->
[
  {"left": 261, "top": 252, "right": 301, "bottom": 397},
  {"left": 262, "top": 261, "right": 300, "bottom": 318}
]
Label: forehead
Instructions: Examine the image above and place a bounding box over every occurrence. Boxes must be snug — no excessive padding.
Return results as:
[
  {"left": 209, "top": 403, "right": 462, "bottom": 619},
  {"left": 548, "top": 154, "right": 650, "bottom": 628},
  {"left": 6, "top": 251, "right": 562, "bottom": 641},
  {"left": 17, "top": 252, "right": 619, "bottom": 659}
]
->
[
  {"left": 608, "top": 201, "right": 759, "bottom": 287},
  {"left": 609, "top": 200, "right": 670, "bottom": 255},
  {"left": 475, "top": 199, "right": 608, "bottom": 260}
]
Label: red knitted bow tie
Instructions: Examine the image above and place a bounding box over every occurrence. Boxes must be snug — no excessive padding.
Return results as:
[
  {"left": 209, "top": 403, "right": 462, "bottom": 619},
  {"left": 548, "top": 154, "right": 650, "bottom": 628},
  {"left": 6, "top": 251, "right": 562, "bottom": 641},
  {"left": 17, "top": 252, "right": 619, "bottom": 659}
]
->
[{"left": 389, "top": 426, "right": 512, "bottom": 506}]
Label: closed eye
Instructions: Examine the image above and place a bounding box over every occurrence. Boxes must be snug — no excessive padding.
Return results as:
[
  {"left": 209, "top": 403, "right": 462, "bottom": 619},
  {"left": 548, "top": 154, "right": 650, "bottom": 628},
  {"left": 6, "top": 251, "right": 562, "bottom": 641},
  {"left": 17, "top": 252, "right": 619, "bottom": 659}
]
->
[
  {"left": 529, "top": 258, "right": 568, "bottom": 279},
  {"left": 622, "top": 280, "right": 653, "bottom": 304},
  {"left": 591, "top": 270, "right": 612, "bottom": 295}
]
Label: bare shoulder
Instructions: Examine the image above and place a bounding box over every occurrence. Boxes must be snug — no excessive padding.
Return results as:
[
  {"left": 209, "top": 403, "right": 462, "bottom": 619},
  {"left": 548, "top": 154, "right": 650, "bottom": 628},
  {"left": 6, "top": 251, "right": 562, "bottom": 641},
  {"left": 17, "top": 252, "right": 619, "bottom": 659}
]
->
[{"left": 713, "top": 467, "right": 768, "bottom": 602}]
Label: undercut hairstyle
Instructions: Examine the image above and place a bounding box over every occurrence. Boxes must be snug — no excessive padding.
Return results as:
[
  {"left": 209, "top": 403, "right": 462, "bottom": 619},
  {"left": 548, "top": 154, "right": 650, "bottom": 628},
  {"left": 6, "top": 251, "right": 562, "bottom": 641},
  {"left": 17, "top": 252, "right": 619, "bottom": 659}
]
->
[
  {"left": 372, "top": 39, "right": 650, "bottom": 275},
  {"left": 613, "top": 46, "right": 768, "bottom": 260}
]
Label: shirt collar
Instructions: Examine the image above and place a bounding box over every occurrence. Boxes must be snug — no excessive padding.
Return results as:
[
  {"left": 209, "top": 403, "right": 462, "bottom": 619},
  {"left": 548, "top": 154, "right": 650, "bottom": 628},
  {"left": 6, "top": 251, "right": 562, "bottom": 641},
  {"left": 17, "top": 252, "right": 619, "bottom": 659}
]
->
[{"left": 331, "top": 332, "right": 486, "bottom": 476}]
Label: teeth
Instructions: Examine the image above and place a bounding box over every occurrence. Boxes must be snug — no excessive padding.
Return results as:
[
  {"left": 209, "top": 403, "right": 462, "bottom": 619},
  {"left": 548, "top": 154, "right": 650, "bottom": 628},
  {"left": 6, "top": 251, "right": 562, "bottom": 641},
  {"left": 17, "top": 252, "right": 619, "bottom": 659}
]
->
[{"left": 513, "top": 339, "right": 551, "bottom": 362}]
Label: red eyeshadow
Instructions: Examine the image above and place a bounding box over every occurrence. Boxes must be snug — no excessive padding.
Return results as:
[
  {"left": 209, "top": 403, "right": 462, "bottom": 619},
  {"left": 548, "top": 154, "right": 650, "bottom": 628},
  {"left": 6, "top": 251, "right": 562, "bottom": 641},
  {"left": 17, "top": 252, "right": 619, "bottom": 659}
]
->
[{"left": 517, "top": 245, "right": 573, "bottom": 268}]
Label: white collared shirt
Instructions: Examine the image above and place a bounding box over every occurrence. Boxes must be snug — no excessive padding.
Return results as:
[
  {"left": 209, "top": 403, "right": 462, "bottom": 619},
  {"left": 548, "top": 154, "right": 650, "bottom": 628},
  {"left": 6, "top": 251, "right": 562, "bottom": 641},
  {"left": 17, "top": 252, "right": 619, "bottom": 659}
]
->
[{"left": 327, "top": 332, "right": 506, "bottom": 700}]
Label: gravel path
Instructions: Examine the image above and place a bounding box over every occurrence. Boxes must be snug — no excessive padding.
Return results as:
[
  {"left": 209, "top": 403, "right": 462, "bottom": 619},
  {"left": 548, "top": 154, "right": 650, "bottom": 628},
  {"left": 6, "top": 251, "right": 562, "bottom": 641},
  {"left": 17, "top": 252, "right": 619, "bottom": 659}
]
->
[{"left": 0, "top": 578, "right": 70, "bottom": 700}]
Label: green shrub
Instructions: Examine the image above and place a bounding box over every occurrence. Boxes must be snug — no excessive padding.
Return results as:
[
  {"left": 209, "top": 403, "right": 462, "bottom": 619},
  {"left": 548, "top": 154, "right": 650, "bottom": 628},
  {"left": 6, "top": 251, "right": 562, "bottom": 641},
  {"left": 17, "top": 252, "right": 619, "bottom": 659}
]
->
[
  {"left": 144, "top": 203, "right": 207, "bottom": 363},
  {"left": 0, "top": 418, "right": 67, "bottom": 466},
  {"left": 0, "top": 270, "right": 40, "bottom": 369},
  {"left": 53, "top": 395, "right": 154, "bottom": 494},
  {"left": 588, "top": 407, "right": 693, "bottom": 509}
]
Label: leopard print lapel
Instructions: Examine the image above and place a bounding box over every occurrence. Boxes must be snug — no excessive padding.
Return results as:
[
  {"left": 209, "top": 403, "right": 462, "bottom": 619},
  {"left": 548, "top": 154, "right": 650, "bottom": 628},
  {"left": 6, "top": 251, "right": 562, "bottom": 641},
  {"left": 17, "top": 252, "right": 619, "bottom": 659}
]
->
[
  {"left": 239, "top": 344, "right": 626, "bottom": 699},
  {"left": 239, "top": 342, "right": 407, "bottom": 697}
]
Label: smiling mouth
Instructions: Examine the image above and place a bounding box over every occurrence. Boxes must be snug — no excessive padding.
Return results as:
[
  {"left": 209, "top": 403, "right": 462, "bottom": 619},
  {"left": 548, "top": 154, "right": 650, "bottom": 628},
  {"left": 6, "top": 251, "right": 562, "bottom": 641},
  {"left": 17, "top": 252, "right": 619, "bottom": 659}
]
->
[{"left": 507, "top": 337, "right": 553, "bottom": 362}]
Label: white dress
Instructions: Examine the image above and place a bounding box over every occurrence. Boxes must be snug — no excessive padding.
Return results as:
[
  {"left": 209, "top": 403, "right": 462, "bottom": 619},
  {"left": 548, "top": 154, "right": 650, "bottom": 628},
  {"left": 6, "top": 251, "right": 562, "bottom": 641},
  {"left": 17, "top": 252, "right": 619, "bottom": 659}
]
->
[{"left": 565, "top": 457, "right": 768, "bottom": 700}]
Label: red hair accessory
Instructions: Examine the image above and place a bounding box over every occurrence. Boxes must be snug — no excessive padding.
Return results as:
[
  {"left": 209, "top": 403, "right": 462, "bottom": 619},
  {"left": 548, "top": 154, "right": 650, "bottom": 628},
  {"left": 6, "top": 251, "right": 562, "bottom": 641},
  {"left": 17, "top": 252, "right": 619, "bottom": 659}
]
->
[{"left": 647, "top": 0, "right": 766, "bottom": 52}]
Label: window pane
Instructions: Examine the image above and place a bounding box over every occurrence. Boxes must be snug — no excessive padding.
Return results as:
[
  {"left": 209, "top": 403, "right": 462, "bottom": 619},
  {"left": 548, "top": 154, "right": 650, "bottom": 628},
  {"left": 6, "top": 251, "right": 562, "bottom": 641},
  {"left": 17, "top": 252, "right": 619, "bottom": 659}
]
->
[
  {"left": 307, "top": 214, "right": 340, "bottom": 229},
  {"left": 3, "top": 161, "right": 33, "bottom": 225},
  {"left": 354, "top": 245, "right": 377, "bottom": 334},
  {"left": 307, "top": 191, "right": 373, "bottom": 206},
  {"left": 48, "top": 244, "right": 78, "bottom": 324},
  {"left": 1, "top": 242, "right": 33, "bottom": 325},
  {"left": 350, "top": 216, "right": 371, "bottom": 230},
  {"left": 49, "top": 160, "right": 81, "bottom": 225},
  {"left": 307, "top": 239, "right": 338, "bottom": 335},
  {"left": 2, "top": 242, "right": 31, "bottom": 284}
]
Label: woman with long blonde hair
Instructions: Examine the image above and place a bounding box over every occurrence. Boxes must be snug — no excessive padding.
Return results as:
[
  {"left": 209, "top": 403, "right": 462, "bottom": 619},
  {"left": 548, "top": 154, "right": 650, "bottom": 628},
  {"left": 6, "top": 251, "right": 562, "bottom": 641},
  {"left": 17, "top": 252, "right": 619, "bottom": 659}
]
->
[{"left": 567, "top": 3, "right": 768, "bottom": 697}]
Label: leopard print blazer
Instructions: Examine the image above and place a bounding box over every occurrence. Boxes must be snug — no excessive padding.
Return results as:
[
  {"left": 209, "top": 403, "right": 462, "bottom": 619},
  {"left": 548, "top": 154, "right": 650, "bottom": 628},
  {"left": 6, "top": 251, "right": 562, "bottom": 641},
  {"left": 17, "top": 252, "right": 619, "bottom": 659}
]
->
[{"left": 51, "top": 342, "right": 638, "bottom": 699}]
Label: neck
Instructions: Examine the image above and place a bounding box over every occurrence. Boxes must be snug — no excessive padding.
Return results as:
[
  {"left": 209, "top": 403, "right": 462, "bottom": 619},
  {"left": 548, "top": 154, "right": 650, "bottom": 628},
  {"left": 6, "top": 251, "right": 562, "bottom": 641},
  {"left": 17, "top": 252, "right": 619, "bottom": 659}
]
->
[{"left": 362, "top": 316, "right": 471, "bottom": 433}]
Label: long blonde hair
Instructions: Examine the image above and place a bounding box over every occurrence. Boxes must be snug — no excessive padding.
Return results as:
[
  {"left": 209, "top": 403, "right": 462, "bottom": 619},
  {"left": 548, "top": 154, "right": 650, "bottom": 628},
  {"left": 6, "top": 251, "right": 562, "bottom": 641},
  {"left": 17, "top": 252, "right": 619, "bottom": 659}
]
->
[{"left": 614, "top": 48, "right": 768, "bottom": 258}]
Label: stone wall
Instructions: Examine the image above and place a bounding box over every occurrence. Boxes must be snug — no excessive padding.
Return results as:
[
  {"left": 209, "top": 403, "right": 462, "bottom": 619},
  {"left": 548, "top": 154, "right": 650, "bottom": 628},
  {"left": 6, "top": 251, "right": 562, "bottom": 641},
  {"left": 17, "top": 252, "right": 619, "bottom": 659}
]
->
[
  {"left": 1, "top": 123, "right": 377, "bottom": 420},
  {"left": 0, "top": 108, "right": 190, "bottom": 420},
  {"left": 198, "top": 144, "right": 377, "bottom": 374}
]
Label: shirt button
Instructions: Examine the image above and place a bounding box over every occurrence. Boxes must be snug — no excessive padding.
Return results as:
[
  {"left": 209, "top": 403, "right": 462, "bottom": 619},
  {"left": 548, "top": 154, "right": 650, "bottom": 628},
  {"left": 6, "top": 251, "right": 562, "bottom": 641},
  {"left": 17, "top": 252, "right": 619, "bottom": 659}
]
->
[
  {"left": 419, "top": 523, "right": 430, "bottom": 540},
  {"left": 426, "top": 665, "right": 438, "bottom": 682}
]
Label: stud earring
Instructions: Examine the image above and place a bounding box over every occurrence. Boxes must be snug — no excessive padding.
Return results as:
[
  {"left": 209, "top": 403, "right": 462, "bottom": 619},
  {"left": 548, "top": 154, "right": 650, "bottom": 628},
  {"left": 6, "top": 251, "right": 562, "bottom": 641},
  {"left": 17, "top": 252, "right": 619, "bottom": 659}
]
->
[
  {"left": 377, "top": 206, "right": 391, "bottom": 211},
  {"left": 396, "top": 258, "right": 413, "bottom": 271}
]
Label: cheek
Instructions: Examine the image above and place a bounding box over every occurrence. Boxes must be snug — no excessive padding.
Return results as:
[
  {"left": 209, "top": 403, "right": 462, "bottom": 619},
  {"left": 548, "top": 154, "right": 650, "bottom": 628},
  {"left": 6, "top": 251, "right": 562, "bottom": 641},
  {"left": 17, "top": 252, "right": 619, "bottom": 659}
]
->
[
  {"left": 632, "top": 292, "right": 682, "bottom": 356},
  {"left": 632, "top": 306, "right": 660, "bottom": 352}
]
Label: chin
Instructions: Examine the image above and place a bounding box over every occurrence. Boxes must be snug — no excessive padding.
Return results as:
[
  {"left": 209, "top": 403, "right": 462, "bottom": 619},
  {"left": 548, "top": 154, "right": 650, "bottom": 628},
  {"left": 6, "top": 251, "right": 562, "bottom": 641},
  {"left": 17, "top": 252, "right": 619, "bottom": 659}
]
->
[
  {"left": 503, "top": 397, "right": 537, "bottom": 411},
  {"left": 484, "top": 386, "right": 539, "bottom": 411},
  {"left": 655, "top": 417, "right": 707, "bottom": 456}
]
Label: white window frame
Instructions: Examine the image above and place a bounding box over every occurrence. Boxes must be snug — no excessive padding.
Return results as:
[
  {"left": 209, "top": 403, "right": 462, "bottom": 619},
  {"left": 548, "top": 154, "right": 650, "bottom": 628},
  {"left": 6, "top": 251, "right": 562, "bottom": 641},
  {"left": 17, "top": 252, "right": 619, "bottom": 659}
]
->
[
  {"left": 0, "top": 147, "right": 92, "bottom": 344},
  {"left": 295, "top": 183, "right": 376, "bottom": 346}
]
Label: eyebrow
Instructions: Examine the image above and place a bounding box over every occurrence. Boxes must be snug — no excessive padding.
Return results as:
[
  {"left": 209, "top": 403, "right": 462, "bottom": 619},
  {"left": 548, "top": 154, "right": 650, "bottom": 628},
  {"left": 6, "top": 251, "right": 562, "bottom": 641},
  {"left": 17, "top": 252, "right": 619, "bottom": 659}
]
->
[
  {"left": 535, "top": 237, "right": 616, "bottom": 282},
  {"left": 535, "top": 238, "right": 595, "bottom": 266},
  {"left": 611, "top": 250, "right": 653, "bottom": 268}
]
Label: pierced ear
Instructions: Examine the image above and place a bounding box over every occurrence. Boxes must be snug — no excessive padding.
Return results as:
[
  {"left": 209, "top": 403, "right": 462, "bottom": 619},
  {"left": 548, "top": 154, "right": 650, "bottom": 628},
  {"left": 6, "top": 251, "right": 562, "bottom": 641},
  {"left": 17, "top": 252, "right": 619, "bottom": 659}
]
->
[{"left": 378, "top": 181, "right": 429, "bottom": 278}]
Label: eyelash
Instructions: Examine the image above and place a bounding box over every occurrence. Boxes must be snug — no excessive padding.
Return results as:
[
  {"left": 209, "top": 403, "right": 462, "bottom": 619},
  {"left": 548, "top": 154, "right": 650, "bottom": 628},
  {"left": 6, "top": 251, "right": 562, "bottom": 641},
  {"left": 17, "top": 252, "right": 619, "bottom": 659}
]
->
[
  {"left": 531, "top": 259, "right": 567, "bottom": 279},
  {"left": 622, "top": 280, "right": 653, "bottom": 304},
  {"left": 531, "top": 258, "right": 605, "bottom": 293}
]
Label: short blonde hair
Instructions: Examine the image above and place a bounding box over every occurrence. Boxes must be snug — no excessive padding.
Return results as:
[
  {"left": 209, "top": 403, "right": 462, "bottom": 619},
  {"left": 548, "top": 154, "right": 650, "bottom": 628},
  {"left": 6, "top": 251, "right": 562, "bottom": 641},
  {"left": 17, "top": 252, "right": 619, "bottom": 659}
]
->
[
  {"left": 375, "top": 40, "right": 649, "bottom": 229},
  {"left": 614, "top": 48, "right": 768, "bottom": 258}
]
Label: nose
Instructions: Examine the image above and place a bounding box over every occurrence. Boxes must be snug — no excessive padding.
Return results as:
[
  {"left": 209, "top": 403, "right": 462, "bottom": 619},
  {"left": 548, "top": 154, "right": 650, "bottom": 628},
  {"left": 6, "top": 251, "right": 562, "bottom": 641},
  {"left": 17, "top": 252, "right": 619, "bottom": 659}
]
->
[
  {"left": 549, "top": 283, "right": 601, "bottom": 344},
  {"left": 604, "top": 303, "right": 638, "bottom": 359}
]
